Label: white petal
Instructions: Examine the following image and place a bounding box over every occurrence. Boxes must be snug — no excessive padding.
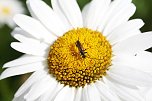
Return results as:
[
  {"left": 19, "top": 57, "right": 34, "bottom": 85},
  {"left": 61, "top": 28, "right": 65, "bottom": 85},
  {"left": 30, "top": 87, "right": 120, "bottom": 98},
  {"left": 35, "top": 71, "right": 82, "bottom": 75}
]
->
[
  {"left": 13, "top": 91, "right": 27, "bottom": 101},
  {"left": 26, "top": 0, "right": 38, "bottom": 19},
  {"left": 11, "top": 27, "right": 34, "bottom": 38},
  {"left": 146, "top": 88, "right": 152, "bottom": 101},
  {"left": 82, "top": 86, "right": 90, "bottom": 101},
  {"left": 103, "top": 3, "right": 136, "bottom": 36},
  {"left": 51, "top": 0, "right": 72, "bottom": 30},
  {"left": 54, "top": 86, "right": 75, "bottom": 101},
  {"left": 105, "top": 76, "right": 137, "bottom": 89},
  {"left": 7, "top": 19, "right": 16, "bottom": 28},
  {"left": 27, "top": 0, "right": 68, "bottom": 36},
  {"left": 24, "top": 75, "right": 57, "bottom": 101},
  {"left": 58, "top": 0, "right": 83, "bottom": 28},
  {"left": 95, "top": 81, "right": 121, "bottom": 101},
  {"left": 113, "top": 51, "right": 152, "bottom": 72},
  {"left": 11, "top": 42, "right": 49, "bottom": 57},
  {"left": 13, "top": 34, "right": 40, "bottom": 44},
  {"left": 12, "top": 34, "right": 50, "bottom": 50},
  {"left": 0, "top": 62, "right": 46, "bottom": 80},
  {"left": 3, "top": 55, "right": 45, "bottom": 68},
  {"left": 107, "top": 19, "right": 144, "bottom": 44},
  {"left": 13, "top": 96, "right": 25, "bottom": 101},
  {"left": 107, "top": 64, "right": 152, "bottom": 87},
  {"left": 87, "top": 84, "right": 101, "bottom": 101},
  {"left": 100, "top": 94, "right": 109, "bottom": 101},
  {"left": 103, "top": 77, "right": 144, "bottom": 101},
  {"left": 105, "top": 0, "right": 132, "bottom": 22},
  {"left": 14, "top": 14, "right": 57, "bottom": 44},
  {"left": 98, "top": 0, "right": 132, "bottom": 32},
  {"left": 15, "top": 70, "right": 48, "bottom": 97},
  {"left": 83, "top": 0, "right": 111, "bottom": 30},
  {"left": 74, "top": 87, "right": 82, "bottom": 101},
  {"left": 113, "top": 32, "right": 152, "bottom": 54},
  {"left": 82, "top": 3, "right": 90, "bottom": 26},
  {"left": 40, "top": 83, "right": 63, "bottom": 101}
]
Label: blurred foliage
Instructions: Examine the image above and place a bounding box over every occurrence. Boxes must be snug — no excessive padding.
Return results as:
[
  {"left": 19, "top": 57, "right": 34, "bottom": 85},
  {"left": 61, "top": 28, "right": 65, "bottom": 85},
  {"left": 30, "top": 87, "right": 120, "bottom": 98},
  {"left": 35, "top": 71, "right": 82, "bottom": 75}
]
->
[{"left": 0, "top": 0, "right": 152, "bottom": 101}]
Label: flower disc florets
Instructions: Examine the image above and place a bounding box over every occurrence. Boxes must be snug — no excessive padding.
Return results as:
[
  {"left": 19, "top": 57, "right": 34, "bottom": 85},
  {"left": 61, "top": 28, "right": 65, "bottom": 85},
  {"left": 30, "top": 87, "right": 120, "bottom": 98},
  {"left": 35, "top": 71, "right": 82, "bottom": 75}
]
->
[{"left": 48, "top": 28, "right": 112, "bottom": 87}]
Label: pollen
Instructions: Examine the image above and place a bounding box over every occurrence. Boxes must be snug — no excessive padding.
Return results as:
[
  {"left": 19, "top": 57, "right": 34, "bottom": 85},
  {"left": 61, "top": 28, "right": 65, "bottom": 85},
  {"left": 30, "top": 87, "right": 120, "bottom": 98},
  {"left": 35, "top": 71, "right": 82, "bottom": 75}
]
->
[{"left": 48, "top": 28, "right": 112, "bottom": 87}]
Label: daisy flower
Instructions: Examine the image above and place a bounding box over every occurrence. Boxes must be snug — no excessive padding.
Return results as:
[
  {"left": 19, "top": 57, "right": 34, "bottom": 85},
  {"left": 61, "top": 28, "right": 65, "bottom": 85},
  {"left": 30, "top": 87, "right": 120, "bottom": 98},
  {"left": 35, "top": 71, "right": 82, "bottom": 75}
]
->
[
  {"left": 0, "top": 0, "right": 24, "bottom": 28},
  {"left": 1, "top": 0, "right": 152, "bottom": 100}
]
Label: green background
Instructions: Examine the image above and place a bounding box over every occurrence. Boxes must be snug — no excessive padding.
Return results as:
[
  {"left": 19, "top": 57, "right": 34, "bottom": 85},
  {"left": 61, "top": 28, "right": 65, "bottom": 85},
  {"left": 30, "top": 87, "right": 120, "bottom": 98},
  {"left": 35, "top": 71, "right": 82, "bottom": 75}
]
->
[{"left": 0, "top": 0, "right": 152, "bottom": 101}]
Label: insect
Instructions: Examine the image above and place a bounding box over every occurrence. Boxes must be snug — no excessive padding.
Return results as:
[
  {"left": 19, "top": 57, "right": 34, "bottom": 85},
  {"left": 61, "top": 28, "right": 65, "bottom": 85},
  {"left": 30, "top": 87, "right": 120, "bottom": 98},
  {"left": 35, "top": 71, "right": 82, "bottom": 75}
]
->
[{"left": 76, "top": 40, "right": 87, "bottom": 58}]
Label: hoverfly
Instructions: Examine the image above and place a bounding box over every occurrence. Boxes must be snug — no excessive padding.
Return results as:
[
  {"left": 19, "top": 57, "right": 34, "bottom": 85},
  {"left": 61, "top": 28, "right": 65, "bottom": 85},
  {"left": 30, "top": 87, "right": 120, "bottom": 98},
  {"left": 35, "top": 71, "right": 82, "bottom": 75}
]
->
[{"left": 76, "top": 40, "right": 87, "bottom": 58}]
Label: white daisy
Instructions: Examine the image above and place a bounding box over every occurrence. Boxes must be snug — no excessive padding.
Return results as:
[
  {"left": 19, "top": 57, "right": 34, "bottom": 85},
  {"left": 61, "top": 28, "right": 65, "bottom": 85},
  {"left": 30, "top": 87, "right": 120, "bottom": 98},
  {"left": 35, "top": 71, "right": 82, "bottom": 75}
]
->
[
  {"left": 0, "top": 0, "right": 24, "bottom": 28},
  {"left": 1, "top": 0, "right": 152, "bottom": 101}
]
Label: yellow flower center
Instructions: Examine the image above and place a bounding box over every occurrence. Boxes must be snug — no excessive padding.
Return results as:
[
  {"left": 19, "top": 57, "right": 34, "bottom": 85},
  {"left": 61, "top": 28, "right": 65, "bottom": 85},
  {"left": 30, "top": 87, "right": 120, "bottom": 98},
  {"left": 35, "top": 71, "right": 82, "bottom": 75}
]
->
[
  {"left": 2, "top": 7, "right": 11, "bottom": 15},
  {"left": 48, "top": 28, "right": 112, "bottom": 87}
]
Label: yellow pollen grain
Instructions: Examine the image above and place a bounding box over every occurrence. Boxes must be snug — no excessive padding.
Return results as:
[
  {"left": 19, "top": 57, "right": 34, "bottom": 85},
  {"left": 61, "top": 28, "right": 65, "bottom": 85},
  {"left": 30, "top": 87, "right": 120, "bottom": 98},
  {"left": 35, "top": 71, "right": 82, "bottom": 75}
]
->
[{"left": 48, "top": 28, "right": 112, "bottom": 87}]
